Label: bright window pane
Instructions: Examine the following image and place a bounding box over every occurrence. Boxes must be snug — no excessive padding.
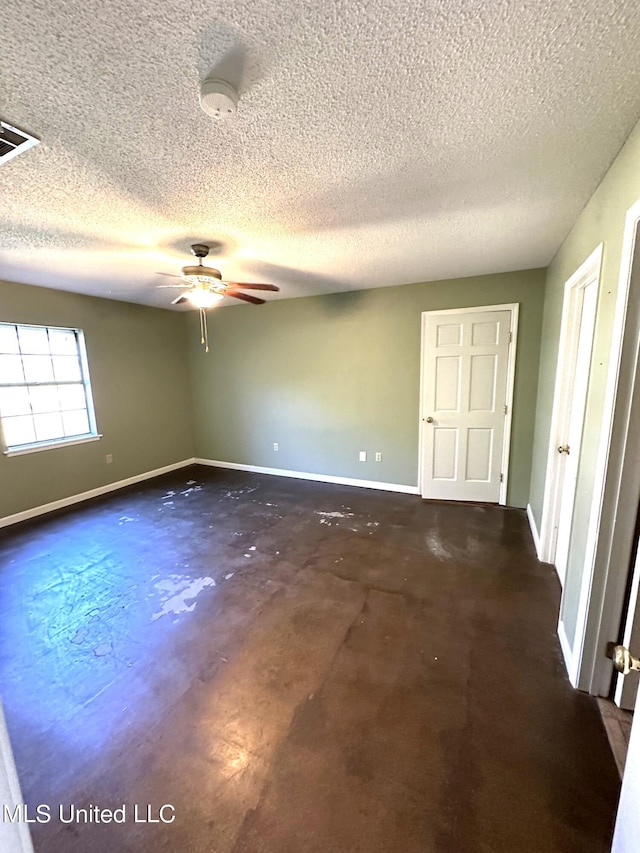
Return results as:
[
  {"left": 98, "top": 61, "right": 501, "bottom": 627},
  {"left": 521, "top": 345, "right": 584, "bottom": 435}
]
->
[
  {"left": 52, "top": 356, "right": 81, "bottom": 382},
  {"left": 22, "top": 355, "right": 54, "bottom": 383},
  {"left": 0, "top": 354, "right": 25, "bottom": 383},
  {"left": 28, "top": 385, "right": 61, "bottom": 414},
  {"left": 18, "top": 326, "right": 50, "bottom": 355},
  {"left": 0, "top": 325, "right": 20, "bottom": 354},
  {"left": 1, "top": 324, "right": 97, "bottom": 451},
  {"left": 33, "top": 412, "right": 64, "bottom": 442},
  {"left": 48, "top": 329, "right": 77, "bottom": 355},
  {"left": 2, "top": 415, "right": 37, "bottom": 447},
  {"left": 0, "top": 387, "right": 31, "bottom": 417},
  {"left": 58, "top": 384, "right": 86, "bottom": 411},
  {"left": 62, "top": 409, "right": 89, "bottom": 437}
]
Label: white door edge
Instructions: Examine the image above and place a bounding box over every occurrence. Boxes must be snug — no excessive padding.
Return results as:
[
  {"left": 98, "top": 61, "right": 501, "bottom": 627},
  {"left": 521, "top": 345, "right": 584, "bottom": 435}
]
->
[
  {"left": 417, "top": 303, "right": 519, "bottom": 506},
  {"left": 570, "top": 197, "right": 640, "bottom": 695},
  {"left": 539, "top": 243, "right": 604, "bottom": 570},
  {"left": 500, "top": 304, "right": 519, "bottom": 505},
  {"left": 0, "top": 700, "right": 34, "bottom": 853},
  {"left": 612, "top": 687, "right": 640, "bottom": 851}
]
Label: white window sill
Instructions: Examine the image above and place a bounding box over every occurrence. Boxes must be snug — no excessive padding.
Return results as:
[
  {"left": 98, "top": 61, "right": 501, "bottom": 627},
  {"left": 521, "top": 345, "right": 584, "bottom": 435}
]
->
[{"left": 3, "top": 434, "right": 103, "bottom": 457}]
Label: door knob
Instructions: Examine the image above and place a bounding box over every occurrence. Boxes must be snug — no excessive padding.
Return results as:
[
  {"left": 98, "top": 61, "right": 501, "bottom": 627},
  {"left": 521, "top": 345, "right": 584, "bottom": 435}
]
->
[
  {"left": 424, "top": 416, "right": 434, "bottom": 424},
  {"left": 611, "top": 644, "right": 640, "bottom": 675},
  {"left": 557, "top": 444, "right": 570, "bottom": 454}
]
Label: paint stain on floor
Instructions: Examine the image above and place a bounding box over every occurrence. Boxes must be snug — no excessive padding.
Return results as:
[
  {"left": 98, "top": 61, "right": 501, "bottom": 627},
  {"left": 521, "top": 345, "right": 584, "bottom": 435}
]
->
[{"left": 151, "top": 575, "right": 216, "bottom": 621}]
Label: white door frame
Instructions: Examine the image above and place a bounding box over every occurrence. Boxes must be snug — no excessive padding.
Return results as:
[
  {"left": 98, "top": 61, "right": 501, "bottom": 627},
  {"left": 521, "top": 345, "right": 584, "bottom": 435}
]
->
[
  {"left": 574, "top": 197, "right": 640, "bottom": 695},
  {"left": 538, "top": 244, "right": 604, "bottom": 573},
  {"left": 417, "top": 303, "right": 519, "bottom": 506}
]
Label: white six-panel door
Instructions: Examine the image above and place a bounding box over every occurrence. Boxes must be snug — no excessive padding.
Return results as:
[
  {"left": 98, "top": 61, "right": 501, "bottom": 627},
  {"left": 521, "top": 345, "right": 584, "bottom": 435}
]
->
[{"left": 420, "top": 308, "right": 514, "bottom": 503}]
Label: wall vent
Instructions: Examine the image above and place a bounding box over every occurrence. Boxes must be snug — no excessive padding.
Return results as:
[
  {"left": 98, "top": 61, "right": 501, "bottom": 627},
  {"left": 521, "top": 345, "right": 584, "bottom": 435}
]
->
[{"left": 0, "top": 121, "right": 40, "bottom": 165}]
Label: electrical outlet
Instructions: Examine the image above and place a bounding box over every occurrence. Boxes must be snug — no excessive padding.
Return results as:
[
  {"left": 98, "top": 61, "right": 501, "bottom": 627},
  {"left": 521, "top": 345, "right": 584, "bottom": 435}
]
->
[
  {"left": 375, "top": 452, "right": 382, "bottom": 462},
  {"left": 273, "top": 442, "right": 279, "bottom": 452},
  {"left": 106, "top": 454, "right": 113, "bottom": 464},
  {"left": 359, "top": 451, "right": 367, "bottom": 462}
]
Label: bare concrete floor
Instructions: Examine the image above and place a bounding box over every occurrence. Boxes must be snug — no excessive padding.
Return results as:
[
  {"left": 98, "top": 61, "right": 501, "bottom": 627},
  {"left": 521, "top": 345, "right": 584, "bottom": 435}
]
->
[{"left": 0, "top": 466, "right": 620, "bottom": 852}]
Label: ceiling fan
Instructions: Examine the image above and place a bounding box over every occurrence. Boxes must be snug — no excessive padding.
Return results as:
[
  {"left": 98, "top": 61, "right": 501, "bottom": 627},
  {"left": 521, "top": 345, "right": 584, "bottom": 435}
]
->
[
  {"left": 159, "top": 243, "right": 280, "bottom": 352},
  {"left": 158, "top": 243, "right": 279, "bottom": 307}
]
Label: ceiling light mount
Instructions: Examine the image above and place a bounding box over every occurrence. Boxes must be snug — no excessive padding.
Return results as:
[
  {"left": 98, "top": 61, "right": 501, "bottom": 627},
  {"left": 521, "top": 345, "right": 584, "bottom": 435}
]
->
[
  {"left": 181, "top": 244, "right": 223, "bottom": 281},
  {"left": 190, "top": 243, "right": 211, "bottom": 259},
  {"left": 200, "top": 78, "right": 238, "bottom": 119}
]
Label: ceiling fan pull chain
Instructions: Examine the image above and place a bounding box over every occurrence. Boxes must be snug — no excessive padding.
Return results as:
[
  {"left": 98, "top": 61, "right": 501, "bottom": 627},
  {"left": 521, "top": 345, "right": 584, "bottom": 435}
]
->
[{"left": 199, "top": 307, "right": 210, "bottom": 352}]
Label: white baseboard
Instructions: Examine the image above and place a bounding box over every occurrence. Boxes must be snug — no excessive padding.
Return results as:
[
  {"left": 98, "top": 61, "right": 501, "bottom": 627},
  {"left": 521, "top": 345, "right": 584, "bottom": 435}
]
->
[
  {"left": 558, "top": 619, "right": 579, "bottom": 688},
  {"left": 0, "top": 455, "right": 420, "bottom": 529},
  {"left": 194, "top": 458, "right": 420, "bottom": 495},
  {"left": 0, "top": 458, "right": 196, "bottom": 529},
  {"left": 526, "top": 503, "right": 542, "bottom": 560}
]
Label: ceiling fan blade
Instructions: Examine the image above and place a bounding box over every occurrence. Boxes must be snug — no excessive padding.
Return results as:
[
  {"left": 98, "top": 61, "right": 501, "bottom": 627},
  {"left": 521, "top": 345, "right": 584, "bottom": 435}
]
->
[
  {"left": 156, "top": 271, "right": 183, "bottom": 278},
  {"left": 223, "top": 281, "right": 280, "bottom": 291},
  {"left": 171, "top": 293, "right": 189, "bottom": 305},
  {"left": 226, "top": 291, "right": 265, "bottom": 305},
  {"left": 157, "top": 284, "right": 190, "bottom": 289}
]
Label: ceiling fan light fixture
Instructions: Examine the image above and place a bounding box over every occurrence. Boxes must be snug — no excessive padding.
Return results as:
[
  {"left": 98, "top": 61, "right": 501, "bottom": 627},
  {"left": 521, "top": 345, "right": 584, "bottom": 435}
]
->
[
  {"left": 185, "top": 290, "right": 224, "bottom": 309},
  {"left": 159, "top": 244, "right": 280, "bottom": 353}
]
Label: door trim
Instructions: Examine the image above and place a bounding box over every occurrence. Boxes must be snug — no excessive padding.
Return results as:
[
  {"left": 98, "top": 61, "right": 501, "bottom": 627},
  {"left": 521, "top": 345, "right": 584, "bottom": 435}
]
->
[
  {"left": 538, "top": 244, "right": 603, "bottom": 574},
  {"left": 578, "top": 197, "right": 640, "bottom": 696},
  {"left": 417, "top": 303, "right": 519, "bottom": 506}
]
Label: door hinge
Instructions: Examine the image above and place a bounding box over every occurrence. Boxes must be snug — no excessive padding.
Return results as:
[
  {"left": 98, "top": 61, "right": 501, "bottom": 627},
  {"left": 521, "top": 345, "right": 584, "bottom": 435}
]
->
[
  {"left": 509, "top": 331, "right": 512, "bottom": 343},
  {"left": 503, "top": 404, "right": 508, "bottom": 415},
  {"left": 499, "top": 473, "right": 503, "bottom": 483}
]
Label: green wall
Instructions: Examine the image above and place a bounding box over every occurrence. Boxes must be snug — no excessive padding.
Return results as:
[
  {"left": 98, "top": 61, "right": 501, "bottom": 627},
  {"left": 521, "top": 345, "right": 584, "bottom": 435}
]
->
[
  {"left": 187, "top": 269, "right": 545, "bottom": 507},
  {"left": 529, "top": 118, "right": 640, "bottom": 647},
  {"left": 0, "top": 280, "right": 195, "bottom": 520}
]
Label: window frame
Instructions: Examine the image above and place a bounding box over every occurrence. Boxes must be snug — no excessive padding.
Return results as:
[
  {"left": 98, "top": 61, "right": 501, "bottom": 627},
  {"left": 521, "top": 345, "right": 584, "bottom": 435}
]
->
[{"left": 0, "top": 322, "right": 101, "bottom": 456}]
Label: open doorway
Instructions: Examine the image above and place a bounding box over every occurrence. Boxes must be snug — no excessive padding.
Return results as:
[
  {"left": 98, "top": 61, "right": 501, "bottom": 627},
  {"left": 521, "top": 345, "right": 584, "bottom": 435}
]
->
[
  {"left": 598, "top": 499, "right": 640, "bottom": 775},
  {"left": 550, "top": 198, "right": 640, "bottom": 701},
  {"left": 612, "top": 502, "right": 640, "bottom": 710}
]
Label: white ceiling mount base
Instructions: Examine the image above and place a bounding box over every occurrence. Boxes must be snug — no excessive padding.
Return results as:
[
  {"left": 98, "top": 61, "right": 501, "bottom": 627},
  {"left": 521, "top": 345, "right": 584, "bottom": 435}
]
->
[{"left": 200, "top": 78, "right": 238, "bottom": 119}]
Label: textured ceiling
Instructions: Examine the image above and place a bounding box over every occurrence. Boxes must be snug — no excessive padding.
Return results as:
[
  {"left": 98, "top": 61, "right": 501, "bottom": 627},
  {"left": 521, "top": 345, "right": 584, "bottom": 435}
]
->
[{"left": 1, "top": 0, "right": 640, "bottom": 310}]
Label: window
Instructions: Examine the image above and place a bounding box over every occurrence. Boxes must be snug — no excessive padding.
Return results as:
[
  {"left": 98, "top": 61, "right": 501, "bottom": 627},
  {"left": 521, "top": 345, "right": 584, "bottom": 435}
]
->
[{"left": 0, "top": 323, "right": 99, "bottom": 454}]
